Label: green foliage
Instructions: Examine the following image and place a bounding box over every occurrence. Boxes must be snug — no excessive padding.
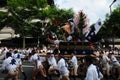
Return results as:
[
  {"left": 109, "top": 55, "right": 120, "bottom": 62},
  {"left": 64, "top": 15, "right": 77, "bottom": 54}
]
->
[
  {"left": 102, "top": 4, "right": 120, "bottom": 39},
  {"left": 46, "top": 6, "right": 74, "bottom": 24},
  {"left": 0, "top": 12, "right": 7, "bottom": 20},
  {"left": 0, "top": 11, "right": 8, "bottom": 29},
  {"left": 7, "top": 0, "right": 47, "bottom": 8},
  {"left": 78, "top": 12, "right": 87, "bottom": 29},
  {"left": 77, "top": 11, "right": 88, "bottom": 41}
]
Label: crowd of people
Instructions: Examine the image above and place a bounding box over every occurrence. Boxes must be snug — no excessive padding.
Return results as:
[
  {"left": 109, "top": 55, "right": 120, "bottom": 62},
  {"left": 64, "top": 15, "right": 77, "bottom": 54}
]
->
[{"left": 0, "top": 46, "right": 120, "bottom": 80}]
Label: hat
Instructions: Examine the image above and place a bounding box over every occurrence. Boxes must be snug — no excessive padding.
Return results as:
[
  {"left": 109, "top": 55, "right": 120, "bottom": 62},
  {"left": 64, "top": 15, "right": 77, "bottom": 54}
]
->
[
  {"left": 109, "top": 51, "right": 114, "bottom": 54},
  {"left": 47, "top": 50, "right": 53, "bottom": 54},
  {"left": 68, "top": 18, "right": 73, "bottom": 22},
  {"left": 31, "top": 50, "right": 36, "bottom": 54}
]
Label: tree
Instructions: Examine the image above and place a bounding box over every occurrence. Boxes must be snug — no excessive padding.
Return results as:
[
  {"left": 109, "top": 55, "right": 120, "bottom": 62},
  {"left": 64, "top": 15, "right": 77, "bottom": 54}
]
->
[
  {"left": 97, "top": 5, "right": 120, "bottom": 47},
  {"left": 0, "top": 11, "right": 8, "bottom": 29},
  {"left": 76, "top": 11, "right": 89, "bottom": 41},
  {"left": 0, "top": 0, "right": 74, "bottom": 47},
  {"left": 101, "top": 5, "right": 120, "bottom": 38}
]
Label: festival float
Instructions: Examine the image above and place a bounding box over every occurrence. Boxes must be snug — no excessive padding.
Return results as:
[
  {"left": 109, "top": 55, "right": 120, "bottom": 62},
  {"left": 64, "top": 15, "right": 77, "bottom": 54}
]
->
[{"left": 47, "top": 10, "right": 102, "bottom": 55}]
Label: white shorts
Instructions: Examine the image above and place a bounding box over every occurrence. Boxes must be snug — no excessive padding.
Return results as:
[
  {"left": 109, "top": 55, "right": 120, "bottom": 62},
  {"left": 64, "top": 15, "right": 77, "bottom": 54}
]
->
[
  {"left": 60, "top": 70, "right": 69, "bottom": 76},
  {"left": 73, "top": 65, "right": 78, "bottom": 69},
  {"left": 8, "top": 68, "right": 17, "bottom": 73},
  {"left": 60, "top": 71, "right": 69, "bottom": 79},
  {"left": 49, "top": 65, "right": 57, "bottom": 70},
  {"left": 112, "top": 62, "right": 120, "bottom": 68},
  {"left": 102, "top": 63, "right": 110, "bottom": 70},
  {"left": 34, "top": 65, "right": 43, "bottom": 69}
]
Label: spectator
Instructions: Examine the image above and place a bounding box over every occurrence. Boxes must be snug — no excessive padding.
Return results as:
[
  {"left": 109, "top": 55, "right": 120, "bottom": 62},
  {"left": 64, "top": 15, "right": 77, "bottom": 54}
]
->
[
  {"left": 108, "top": 52, "right": 120, "bottom": 79},
  {"left": 99, "top": 51, "right": 110, "bottom": 78}
]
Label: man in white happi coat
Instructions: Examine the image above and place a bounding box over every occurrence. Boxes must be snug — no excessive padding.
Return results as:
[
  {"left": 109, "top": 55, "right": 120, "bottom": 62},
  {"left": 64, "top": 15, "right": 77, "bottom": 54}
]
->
[
  {"left": 0, "top": 52, "right": 18, "bottom": 80},
  {"left": 70, "top": 53, "right": 78, "bottom": 76},
  {"left": 85, "top": 55, "right": 103, "bottom": 80},
  {"left": 50, "top": 53, "right": 70, "bottom": 80},
  {"left": 47, "top": 50, "right": 57, "bottom": 73},
  {"left": 29, "top": 50, "right": 47, "bottom": 80},
  {"left": 57, "top": 54, "right": 70, "bottom": 80},
  {"left": 12, "top": 50, "right": 27, "bottom": 80}
]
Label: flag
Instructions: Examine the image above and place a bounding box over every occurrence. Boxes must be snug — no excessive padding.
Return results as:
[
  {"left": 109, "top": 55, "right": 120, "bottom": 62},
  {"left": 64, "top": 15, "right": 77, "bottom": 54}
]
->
[
  {"left": 94, "top": 19, "right": 102, "bottom": 34},
  {"left": 85, "top": 27, "right": 96, "bottom": 42},
  {"left": 85, "top": 19, "right": 102, "bottom": 42}
]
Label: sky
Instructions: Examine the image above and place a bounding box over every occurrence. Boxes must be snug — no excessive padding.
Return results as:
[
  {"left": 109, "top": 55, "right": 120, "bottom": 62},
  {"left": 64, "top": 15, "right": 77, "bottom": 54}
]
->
[{"left": 54, "top": 0, "right": 120, "bottom": 25}]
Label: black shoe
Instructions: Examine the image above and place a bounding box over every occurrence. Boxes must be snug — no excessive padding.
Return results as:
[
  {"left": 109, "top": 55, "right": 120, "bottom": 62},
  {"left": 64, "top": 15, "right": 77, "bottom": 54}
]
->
[
  {"left": 22, "top": 72, "right": 27, "bottom": 80},
  {"left": 24, "top": 77, "right": 27, "bottom": 80}
]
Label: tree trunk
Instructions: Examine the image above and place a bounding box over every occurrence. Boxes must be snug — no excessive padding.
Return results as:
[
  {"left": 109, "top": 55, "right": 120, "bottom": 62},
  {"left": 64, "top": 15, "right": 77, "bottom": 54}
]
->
[
  {"left": 23, "top": 36, "right": 25, "bottom": 48},
  {"left": 37, "top": 36, "right": 40, "bottom": 47}
]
